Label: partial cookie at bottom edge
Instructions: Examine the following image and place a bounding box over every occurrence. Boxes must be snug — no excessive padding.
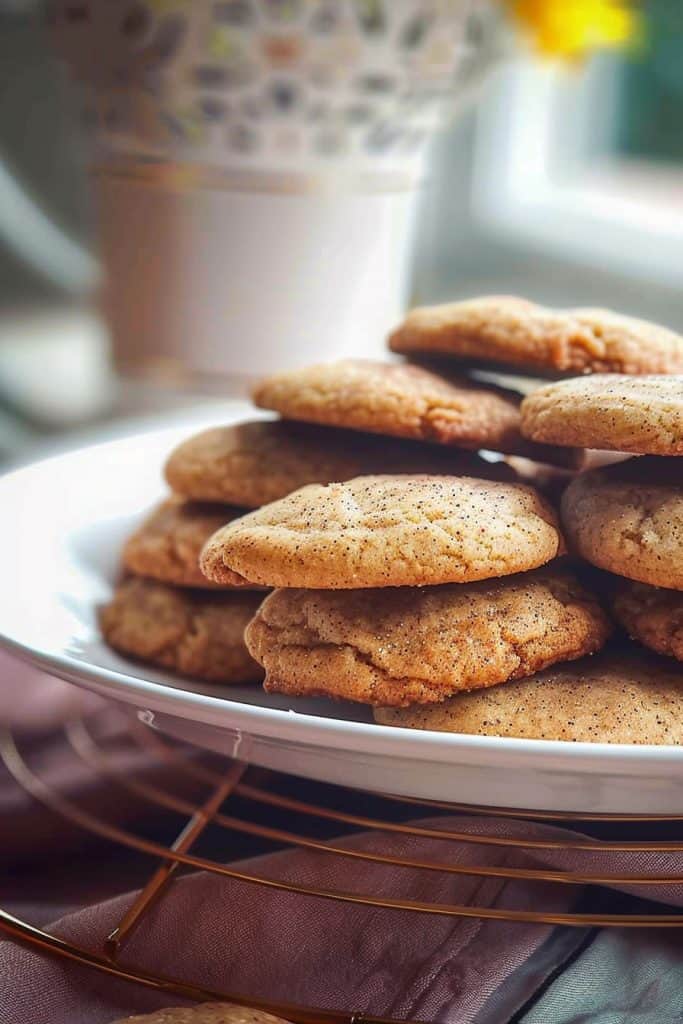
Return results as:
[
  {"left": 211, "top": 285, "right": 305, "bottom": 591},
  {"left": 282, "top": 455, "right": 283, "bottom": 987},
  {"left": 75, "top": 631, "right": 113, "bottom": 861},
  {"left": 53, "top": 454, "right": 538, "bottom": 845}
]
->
[{"left": 113, "top": 1005, "right": 290, "bottom": 1024}]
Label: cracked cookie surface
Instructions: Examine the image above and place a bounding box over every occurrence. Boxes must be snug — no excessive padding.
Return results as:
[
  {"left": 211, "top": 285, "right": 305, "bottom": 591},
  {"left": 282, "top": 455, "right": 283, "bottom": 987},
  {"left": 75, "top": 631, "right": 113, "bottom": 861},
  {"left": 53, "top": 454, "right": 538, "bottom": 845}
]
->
[
  {"left": 165, "top": 419, "right": 514, "bottom": 509},
  {"left": 201, "top": 474, "right": 564, "bottom": 590},
  {"left": 521, "top": 375, "right": 683, "bottom": 455},
  {"left": 100, "top": 578, "right": 264, "bottom": 683},
  {"left": 561, "top": 458, "right": 683, "bottom": 590},
  {"left": 389, "top": 296, "right": 683, "bottom": 375},
  {"left": 375, "top": 649, "right": 683, "bottom": 743},
  {"left": 612, "top": 580, "right": 683, "bottom": 661},
  {"left": 244, "top": 568, "right": 610, "bottom": 706},
  {"left": 123, "top": 497, "right": 255, "bottom": 588},
  {"left": 252, "top": 359, "right": 579, "bottom": 465}
]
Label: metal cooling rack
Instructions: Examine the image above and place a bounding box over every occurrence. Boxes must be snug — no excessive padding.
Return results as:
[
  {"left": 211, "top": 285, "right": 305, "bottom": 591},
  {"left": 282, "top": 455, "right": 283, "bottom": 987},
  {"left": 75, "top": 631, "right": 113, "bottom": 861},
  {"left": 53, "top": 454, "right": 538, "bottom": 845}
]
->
[{"left": 1, "top": 705, "right": 683, "bottom": 1024}]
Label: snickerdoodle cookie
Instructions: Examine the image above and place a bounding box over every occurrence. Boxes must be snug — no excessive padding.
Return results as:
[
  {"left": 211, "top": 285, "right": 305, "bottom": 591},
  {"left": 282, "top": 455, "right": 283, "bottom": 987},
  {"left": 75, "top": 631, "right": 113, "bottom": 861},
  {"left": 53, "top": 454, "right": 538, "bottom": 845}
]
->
[
  {"left": 123, "top": 497, "right": 254, "bottom": 588},
  {"left": 521, "top": 375, "right": 683, "bottom": 455},
  {"left": 245, "top": 568, "right": 610, "bottom": 706},
  {"left": 561, "top": 458, "right": 683, "bottom": 590},
  {"left": 252, "top": 359, "right": 580, "bottom": 465},
  {"left": 100, "top": 578, "right": 263, "bottom": 683},
  {"left": 375, "top": 650, "right": 683, "bottom": 743},
  {"left": 165, "top": 419, "right": 513, "bottom": 508},
  {"left": 612, "top": 580, "right": 683, "bottom": 661},
  {"left": 389, "top": 296, "right": 683, "bottom": 376},
  {"left": 200, "top": 475, "right": 564, "bottom": 590}
]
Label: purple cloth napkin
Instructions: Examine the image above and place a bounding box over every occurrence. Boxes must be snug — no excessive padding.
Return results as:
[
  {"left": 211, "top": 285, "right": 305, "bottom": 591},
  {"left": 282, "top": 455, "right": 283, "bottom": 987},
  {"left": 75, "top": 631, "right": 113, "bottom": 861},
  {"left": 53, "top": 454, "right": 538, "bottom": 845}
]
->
[
  {"left": 0, "top": 649, "right": 102, "bottom": 735},
  {"left": 1, "top": 820, "right": 582, "bottom": 1024},
  {"left": 1, "top": 651, "right": 682, "bottom": 1024}
]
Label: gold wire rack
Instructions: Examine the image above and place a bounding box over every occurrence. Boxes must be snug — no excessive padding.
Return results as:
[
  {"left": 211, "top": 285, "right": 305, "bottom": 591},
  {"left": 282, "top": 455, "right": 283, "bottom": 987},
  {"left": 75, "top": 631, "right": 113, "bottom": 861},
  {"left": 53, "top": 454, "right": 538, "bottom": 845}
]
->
[{"left": 1, "top": 705, "right": 683, "bottom": 1024}]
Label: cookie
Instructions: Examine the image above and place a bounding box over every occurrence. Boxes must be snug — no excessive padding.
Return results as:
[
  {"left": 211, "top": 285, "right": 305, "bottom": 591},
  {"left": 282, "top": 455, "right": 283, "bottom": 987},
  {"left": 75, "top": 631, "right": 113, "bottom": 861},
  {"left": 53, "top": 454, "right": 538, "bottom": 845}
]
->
[
  {"left": 375, "top": 649, "right": 683, "bottom": 744},
  {"left": 245, "top": 568, "right": 611, "bottom": 707},
  {"left": 165, "top": 419, "right": 514, "bottom": 508},
  {"left": 114, "top": 1006, "right": 289, "bottom": 1024},
  {"left": 561, "top": 458, "right": 683, "bottom": 590},
  {"left": 612, "top": 580, "right": 683, "bottom": 661},
  {"left": 252, "top": 359, "right": 581, "bottom": 466},
  {"left": 100, "top": 578, "right": 264, "bottom": 683},
  {"left": 521, "top": 375, "right": 683, "bottom": 455},
  {"left": 201, "top": 475, "right": 564, "bottom": 590},
  {"left": 123, "top": 498, "right": 256, "bottom": 589},
  {"left": 388, "top": 296, "right": 683, "bottom": 376}
]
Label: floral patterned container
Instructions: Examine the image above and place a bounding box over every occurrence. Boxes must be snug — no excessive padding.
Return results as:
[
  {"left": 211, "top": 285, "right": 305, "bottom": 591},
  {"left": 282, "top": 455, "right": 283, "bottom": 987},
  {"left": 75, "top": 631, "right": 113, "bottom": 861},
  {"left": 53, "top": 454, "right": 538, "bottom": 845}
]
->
[{"left": 47, "top": 0, "right": 497, "bottom": 375}]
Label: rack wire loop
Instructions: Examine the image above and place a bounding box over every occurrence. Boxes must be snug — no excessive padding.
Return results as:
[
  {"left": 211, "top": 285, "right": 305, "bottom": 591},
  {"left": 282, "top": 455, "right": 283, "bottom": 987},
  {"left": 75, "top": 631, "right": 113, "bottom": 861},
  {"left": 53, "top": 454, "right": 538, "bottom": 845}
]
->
[{"left": 2, "top": 707, "right": 683, "bottom": 1024}]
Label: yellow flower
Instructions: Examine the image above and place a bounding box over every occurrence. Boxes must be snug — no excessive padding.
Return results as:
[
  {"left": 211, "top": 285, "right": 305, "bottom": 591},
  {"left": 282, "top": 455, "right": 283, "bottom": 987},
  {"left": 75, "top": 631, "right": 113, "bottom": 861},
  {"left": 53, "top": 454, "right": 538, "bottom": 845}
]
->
[{"left": 506, "top": 0, "right": 638, "bottom": 59}]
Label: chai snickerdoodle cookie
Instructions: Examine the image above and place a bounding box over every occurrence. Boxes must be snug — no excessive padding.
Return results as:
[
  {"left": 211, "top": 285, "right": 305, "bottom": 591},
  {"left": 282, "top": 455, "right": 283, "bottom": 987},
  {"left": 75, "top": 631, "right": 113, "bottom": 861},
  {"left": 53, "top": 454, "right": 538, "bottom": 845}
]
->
[
  {"left": 165, "top": 419, "right": 514, "bottom": 508},
  {"left": 200, "top": 475, "right": 564, "bottom": 590},
  {"left": 245, "top": 568, "right": 611, "bottom": 707},
  {"left": 375, "top": 650, "right": 683, "bottom": 744},
  {"left": 114, "top": 1006, "right": 289, "bottom": 1024},
  {"left": 561, "top": 458, "right": 683, "bottom": 590},
  {"left": 388, "top": 296, "right": 683, "bottom": 376},
  {"left": 252, "top": 359, "right": 580, "bottom": 466},
  {"left": 521, "top": 375, "right": 683, "bottom": 456},
  {"left": 612, "top": 580, "right": 683, "bottom": 661},
  {"left": 123, "top": 497, "right": 256, "bottom": 589},
  {"left": 100, "top": 578, "right": 263, "bottom": 683}
]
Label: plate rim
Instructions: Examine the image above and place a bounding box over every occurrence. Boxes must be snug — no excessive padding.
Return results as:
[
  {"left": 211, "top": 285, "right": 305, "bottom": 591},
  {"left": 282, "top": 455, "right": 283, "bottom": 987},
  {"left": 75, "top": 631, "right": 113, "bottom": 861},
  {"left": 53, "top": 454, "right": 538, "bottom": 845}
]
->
[{"left": 4, "top": 629, "right": 683, "bottom": 771}]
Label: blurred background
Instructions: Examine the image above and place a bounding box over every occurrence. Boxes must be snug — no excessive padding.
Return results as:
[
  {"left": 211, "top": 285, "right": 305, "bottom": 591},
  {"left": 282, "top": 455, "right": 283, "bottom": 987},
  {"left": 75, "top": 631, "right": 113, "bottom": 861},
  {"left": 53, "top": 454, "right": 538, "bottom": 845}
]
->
[{"left": 1, "top": 0, "right": 681, "bottom": 466}]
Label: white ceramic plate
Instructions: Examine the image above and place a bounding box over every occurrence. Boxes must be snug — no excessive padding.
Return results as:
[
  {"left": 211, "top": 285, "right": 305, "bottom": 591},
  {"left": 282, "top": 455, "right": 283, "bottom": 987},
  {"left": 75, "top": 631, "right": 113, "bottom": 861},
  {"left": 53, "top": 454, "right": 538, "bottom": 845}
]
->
[{"left": 1, "top": 404, "right": 682, "bottom": 815}]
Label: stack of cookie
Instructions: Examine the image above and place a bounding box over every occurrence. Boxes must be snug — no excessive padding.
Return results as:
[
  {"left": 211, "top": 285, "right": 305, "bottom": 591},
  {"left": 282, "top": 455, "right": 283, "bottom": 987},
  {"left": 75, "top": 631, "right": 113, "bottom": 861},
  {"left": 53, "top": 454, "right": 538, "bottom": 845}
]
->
[
  {"left": 522, "top": 379, "right": 682, "bottom": 667},
  {"left": 102, "top": 294, "right": 683, "bottom": 744},
  {"left": 376, "top": 299, "right": 683, "bottom": 741},
  {"left": 201, "top": 473, "right": 611, "bottom": 710},
  {"left": 101, "top": 417, "right": 513, "bottom": 683},
  {"left": 390, "top": 295, "right": 683, "bottom": 481},
  {"left": 249, "top": 356, "right": 582, "bottom": 470},
  {"left": 100, "top": 494, "right": 266, "bottom": 685}
]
